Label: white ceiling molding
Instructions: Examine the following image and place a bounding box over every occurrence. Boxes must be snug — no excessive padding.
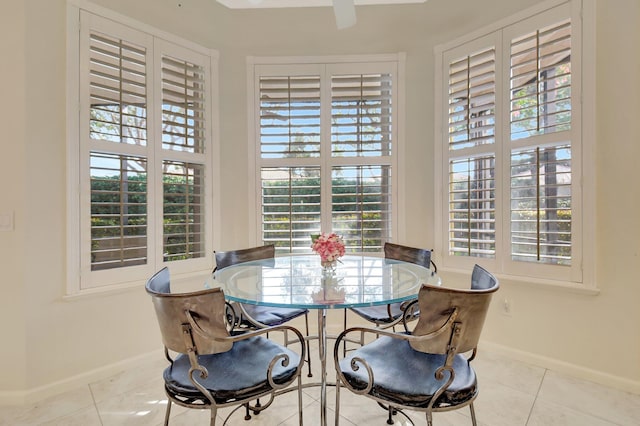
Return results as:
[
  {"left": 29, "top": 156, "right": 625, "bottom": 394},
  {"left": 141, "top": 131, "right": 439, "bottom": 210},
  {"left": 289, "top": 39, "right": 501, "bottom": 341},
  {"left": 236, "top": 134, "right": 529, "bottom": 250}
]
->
[{"left": 216, "top": 0, "right": 427, "bottom": 9}]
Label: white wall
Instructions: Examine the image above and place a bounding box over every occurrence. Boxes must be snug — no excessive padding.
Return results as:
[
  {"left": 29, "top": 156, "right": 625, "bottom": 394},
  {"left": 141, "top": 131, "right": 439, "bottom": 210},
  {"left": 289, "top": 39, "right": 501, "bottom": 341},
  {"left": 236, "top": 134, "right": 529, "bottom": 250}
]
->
[
  {"left": 1, "top": 0, "right": 639, "bottom": 402},
  {"left": 0, "top": 0, "right": 28, "bottom": 399}
]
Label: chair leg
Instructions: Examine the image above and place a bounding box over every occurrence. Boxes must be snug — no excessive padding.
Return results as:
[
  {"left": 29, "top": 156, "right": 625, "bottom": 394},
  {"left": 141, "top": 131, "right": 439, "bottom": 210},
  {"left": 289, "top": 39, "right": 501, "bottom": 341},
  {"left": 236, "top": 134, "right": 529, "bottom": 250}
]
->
[
  {"left": 386, "top": 406, "right": 394, "bottom": 425},
  {"left": 164, "top": 398, "right": 172, "bottom": 426},
  {"left": 304, "top": 312, "right": 312, "bottom": 377},
  {"left": 469, "top": 402, "right": 478, "bottom": 426},
  {"left": 335, "top": 376, "right": 342, "bottom": 425},
  {"left": 343, "top": 308, "right": 348, "bottom": 357},
  {"left": 210, "top": 405, "right": 217, "bottom": 426},
  {"left": 244, "top": 403, "right": 251, "bottom": 420},
  {"left": 426, "top": 410, "right": 433, "bottom": 426},
  {"left": 297, "top": 375, "right": 303, "bottom": 426}
]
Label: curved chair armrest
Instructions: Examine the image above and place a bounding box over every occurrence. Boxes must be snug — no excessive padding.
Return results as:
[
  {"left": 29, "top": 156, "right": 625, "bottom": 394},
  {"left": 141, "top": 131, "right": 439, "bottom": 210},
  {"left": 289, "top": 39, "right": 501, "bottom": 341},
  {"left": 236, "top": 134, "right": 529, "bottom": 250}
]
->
[
  {"left": 334, "top": 307, "right": 459, "bottom": 360},
  {"left": 185, "top": 309, "right": 307, "bottom": 356},
  {"left": 401, "top": 299, "right": 420, "bottom": 332}
]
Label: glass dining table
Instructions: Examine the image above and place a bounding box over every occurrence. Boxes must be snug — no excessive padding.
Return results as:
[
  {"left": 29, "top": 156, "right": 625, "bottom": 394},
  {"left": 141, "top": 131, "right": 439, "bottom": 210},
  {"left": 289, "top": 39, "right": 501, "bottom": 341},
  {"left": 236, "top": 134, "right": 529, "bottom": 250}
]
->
[{"left": 208, "top": 254, "right": 439, "bottom": 426}]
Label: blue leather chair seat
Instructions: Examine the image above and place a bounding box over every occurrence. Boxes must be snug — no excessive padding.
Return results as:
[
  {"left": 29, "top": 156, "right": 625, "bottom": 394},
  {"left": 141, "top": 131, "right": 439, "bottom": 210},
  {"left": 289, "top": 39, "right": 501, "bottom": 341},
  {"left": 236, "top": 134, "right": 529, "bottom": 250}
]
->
[
  {"left": 349, "top": 303, "right": 405, "bottom": 323},
  {"left": 164, "top": 336, "right": 301, "bottom": 405},
  {"left": 241, "top": 305, "right": 308, "bottom": 327},
  {"left": 339, "top": 335, "right": 477, "bottom": 408}
]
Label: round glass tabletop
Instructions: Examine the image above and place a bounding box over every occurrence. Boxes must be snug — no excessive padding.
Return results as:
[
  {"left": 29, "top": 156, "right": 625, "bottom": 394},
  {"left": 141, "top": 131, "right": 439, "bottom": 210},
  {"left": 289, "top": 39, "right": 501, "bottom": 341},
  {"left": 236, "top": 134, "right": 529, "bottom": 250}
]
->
[{"left": 208, "top": 254, "right": 440, "bottom": 309}]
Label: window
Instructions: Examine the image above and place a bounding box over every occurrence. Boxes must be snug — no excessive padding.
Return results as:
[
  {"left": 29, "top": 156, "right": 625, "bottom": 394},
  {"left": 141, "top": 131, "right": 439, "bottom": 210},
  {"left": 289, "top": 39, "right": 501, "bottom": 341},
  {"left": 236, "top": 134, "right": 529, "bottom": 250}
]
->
[
  {"left": 435, "top": 0, "right": 593, "bottom": 284},
  {"left": 68, "top": 7, "right": 217, "bottom": 292},
  {"left": 249, "top": 57, "right": 402, "bottom": 254}
]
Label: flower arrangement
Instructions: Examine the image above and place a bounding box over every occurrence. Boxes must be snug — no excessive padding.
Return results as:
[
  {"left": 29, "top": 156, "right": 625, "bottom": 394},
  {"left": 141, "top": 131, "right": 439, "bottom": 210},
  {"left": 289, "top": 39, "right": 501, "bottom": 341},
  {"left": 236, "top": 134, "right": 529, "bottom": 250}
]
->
[{"left": 310, "top": 232, "right": 346, "bottom": 264}]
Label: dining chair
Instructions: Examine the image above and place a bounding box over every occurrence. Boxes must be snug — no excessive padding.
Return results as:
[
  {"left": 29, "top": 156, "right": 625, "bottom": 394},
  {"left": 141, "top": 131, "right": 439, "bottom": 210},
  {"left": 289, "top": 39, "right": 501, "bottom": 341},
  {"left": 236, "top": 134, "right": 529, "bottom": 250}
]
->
[
  {"left": 213, "top": 244, "right": 313, "bottom": 378},
  {"left": 342, "top": 243, "right": 436, "bottom": 354},
  {"left": 146, "top": 267, "right": 305, "bottom": 426},
  {"left": 333, "top": 264, "right": 499, "bottom": 426}
]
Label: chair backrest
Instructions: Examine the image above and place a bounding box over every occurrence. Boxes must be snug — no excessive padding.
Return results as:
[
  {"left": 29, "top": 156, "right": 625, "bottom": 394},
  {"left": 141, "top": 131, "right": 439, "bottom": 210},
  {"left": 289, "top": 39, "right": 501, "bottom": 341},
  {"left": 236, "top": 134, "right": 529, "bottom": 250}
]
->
[
  {"left": 146, "top": 267, "right": 232, "bottom": 355},
  {"left": 214, "top": 244, "right": 276, "bottom": 271},
  {"left": 384, "top": 242, "right": 432, "bottom": 269},
  {"left": 471, "top": 264, "right": 497, "bottom": 290},
  {"left": 410, "top": 264, "right": 498, "bottom": 355}
]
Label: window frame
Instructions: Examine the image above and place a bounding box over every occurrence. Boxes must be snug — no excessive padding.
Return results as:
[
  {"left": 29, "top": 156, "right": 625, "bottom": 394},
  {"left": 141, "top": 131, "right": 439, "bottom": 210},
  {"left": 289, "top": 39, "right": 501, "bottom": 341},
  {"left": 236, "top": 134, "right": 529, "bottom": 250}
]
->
[
  {"left": 434, "top": 0, "right": 595, "bottom": 288},
  {"left": 66, "top": 1, "right": 220, "bottom": 295},
  {"left": 246, "top": 54, "right": 406, "bottom": 252}
]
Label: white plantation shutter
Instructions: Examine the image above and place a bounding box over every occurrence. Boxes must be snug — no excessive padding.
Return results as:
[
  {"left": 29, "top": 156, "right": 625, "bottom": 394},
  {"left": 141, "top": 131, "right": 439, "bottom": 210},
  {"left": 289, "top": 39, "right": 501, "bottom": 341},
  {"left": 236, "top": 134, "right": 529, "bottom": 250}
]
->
[
  {"left": 331, "top": 165, "right": 391, "bottom": 252},
  {"left": 438, "top": 2, "right": 582, "bottom": 282},
  {"left": 330, "top": 72, "right": 393, "bottom": 250},
  {"left": 162, "top": 161, "right": 205, "bottom": 260},
  {"left": 161, "top": 56, "right": 207, "bottom": 154},
  {"left": 89, "top": 153, "right": 148, "bottom": 270},
  {"left": 448, "top": 47, "right": 496, "bottom": 151},
  {"left": 253, "top": 59, "right": 399, "bottom": 253},
  {"left": 510, "top": 19, "right": 572, "bottom": 139},
  {"left": 259, "top": 75, "right": 321, "bottom": 159},
  {"left": 448, "top": 156, "right": 495, "bottom": 257},
  {"left": 507, "top": 14, "right": 573, "bottom": 266},
  {"left": 76, "top": 10, "right": 215, "bottom": 290},
  {"left": 159, "top": 49, "right": 209, "bottom": 262},
  {"left": 86, "top": 19, "right": 151, "bottom": 273},
  {"left": 261, "top": 167, "right": 321, "bottom": 252},
  {"left": 445, "top": 44, "right": 497, "bottom": 258},
  {"left": 89, "top": 32, "right": 147, "bottom": 146},
  {"left": 331, "top": 73, "right": 392, "bottom": 157},
  {"left": 510, "top": 145, "right": 572, "bottom": 264}
]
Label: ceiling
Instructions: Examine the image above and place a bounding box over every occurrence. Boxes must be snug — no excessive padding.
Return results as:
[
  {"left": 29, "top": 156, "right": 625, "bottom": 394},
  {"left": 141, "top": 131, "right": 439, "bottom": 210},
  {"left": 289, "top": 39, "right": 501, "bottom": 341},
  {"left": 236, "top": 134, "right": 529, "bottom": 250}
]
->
[{"left": 216, "top": 0, "right": 427, "bottom": 8}]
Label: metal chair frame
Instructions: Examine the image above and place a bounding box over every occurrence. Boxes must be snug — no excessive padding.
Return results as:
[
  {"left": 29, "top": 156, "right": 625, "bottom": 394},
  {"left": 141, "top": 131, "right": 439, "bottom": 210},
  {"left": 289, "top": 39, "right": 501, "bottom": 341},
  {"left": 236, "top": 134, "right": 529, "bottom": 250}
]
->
[
  {"left": 342, "top": 243, "right": 437, "bottom": 356},
  {"left": 214, "top": 245, "right": 313, "bottom": 378},
  {"left": 333, "top": 265, "right": 498, "bottom": 426},
  {"left": 146, "top": 267, "right": 306, "bottom": 426}
]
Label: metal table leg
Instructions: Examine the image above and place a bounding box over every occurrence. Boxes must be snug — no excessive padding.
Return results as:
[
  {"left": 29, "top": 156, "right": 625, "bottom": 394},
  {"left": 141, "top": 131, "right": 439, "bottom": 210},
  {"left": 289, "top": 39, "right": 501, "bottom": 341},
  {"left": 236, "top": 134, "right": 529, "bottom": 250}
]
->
[{"left": 317, "top": 308, "right": 327, "bottom": 426}]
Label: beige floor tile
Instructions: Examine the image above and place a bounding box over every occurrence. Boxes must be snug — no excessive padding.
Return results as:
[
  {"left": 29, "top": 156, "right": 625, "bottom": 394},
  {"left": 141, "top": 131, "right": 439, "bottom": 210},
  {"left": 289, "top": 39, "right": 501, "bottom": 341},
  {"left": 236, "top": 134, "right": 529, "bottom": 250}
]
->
[
  {"left": 0, "top": 386, "right": 95, "bottom": 426},
  {"left": 527, "top": 399, "right": 618, "bottom": 426},
  {"left": 39, "top": 406, "right": 103, "bottom": 426},
  {"left": 89, "top": 355, "right": 167, "bottom": 404},
  {"left": 2, "top": 345, "right": 640, "bottom": 426},
  {"left": 95, "top": 381, "right": 173, "bottom": 426},
  {"left": 471, "top": 378, "right": 536, "bottom": 426},
  {"left": 472, "top": 350, "right": 546, "bottom": 396},
  {"left": 537, "top": 370, "right": 640, "bottom": 426}
]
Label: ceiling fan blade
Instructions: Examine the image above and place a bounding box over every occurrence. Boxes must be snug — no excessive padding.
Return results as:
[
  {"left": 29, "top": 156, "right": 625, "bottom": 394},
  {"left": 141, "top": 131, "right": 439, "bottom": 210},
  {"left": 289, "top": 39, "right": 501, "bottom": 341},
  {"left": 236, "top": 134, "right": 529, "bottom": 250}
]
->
[{"left": 333, "top": 0, "right": 357, "bottom": 29}]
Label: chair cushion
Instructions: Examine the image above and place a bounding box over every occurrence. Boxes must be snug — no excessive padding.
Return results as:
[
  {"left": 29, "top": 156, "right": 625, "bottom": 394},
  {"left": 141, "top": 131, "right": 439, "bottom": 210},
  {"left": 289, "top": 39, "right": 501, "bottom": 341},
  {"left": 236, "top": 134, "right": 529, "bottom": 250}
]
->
[
  {"left": 164, "top": 336, "right": 300, "bottom": 404},
  {"left": 242, "top": 304, "right": 308, "bottom": 326},
  {"left": 338, "top": 335, "right": 477, "bottom": 408},
  {"left": 349, "top": 303, "right": 404, "bottom": 323}
]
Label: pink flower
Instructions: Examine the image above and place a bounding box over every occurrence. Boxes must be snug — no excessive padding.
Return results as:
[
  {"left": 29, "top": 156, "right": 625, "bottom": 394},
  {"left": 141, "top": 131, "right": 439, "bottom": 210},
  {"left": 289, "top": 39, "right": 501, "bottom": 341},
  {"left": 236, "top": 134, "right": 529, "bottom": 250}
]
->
[{"left": 311, "top": 232, "right": 346, "bottom": 262}]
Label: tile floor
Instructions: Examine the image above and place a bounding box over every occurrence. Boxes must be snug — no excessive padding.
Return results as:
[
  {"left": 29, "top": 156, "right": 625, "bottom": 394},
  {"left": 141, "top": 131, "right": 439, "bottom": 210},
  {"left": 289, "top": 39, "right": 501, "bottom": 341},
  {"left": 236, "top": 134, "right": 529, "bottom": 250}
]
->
[{"left": 1, "top": 337, "right": 640, "bottom": 425}]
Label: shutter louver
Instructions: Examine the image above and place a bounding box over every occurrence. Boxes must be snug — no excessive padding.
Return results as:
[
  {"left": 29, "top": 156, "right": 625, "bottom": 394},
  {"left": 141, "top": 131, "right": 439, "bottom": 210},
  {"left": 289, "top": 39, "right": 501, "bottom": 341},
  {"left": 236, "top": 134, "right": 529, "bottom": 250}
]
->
[
  {"left": 259, "top": 76, "right": 321, "bottom": 159},
  {"left": 448, "top": 156, "right": 495, "bottom": 257},
  {"left": 89, "top": 32, "right": 147, "bottom": 145},
  {"left": 510, "top": 19, "right": 571, "bottom": 140},
  {"left": 261, "top": 167, "right": 321, "bottom": 252},
  {"left": 331, "top": 165, "right": 391, "bottom": 252},
  {"left": 448, "top": 48, "right": 495, "bottom": 151},
  {"left": 331, "top": 74, "right": 393, "bottom": 157},
  {"left": 161, "top": 56, "right": 206, "bottom": 154},
  {"left": 90, "top": 152, "right": 148, "bottom": 270}
]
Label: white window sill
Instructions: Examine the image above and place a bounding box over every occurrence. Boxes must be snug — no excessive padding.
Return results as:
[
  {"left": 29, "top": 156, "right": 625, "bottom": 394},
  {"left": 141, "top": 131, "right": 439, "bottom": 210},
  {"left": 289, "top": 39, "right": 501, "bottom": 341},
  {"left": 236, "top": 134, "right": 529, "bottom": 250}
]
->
[
  {"left": 436, "top": 267, "right": 600, "bottom": 296},
  {"left": 63, "top": 270, "right": 213, "bottom": 301}
]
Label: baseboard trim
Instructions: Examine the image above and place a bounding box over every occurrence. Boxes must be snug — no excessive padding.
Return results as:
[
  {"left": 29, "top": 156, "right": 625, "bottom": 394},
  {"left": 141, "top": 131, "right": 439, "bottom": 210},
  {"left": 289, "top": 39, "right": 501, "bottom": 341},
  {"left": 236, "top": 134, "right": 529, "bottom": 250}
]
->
[
  {"left": 0, "top": 349, "right": 162, "bottom": 406},
  {"left": 480, "top": 341, "right": 640, "bottom": 395}
]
